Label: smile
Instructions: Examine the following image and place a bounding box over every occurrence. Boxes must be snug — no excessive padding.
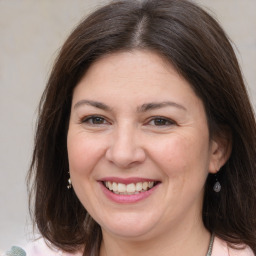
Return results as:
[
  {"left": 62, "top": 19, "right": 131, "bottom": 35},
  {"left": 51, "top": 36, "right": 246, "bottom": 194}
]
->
[{"left": 103, "top": 181, "right": 157, "bottom": 195}]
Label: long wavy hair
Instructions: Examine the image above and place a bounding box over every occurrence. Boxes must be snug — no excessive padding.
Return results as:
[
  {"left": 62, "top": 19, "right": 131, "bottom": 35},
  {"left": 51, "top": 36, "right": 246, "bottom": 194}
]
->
[{"left": 28, "top": 0, "right": 256, "bottom": 255}]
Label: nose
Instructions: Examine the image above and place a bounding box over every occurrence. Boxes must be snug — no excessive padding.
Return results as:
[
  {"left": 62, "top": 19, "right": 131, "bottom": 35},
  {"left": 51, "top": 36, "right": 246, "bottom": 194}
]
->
[{"left": 105, "top": 124, "right": 146, "bottom": 169}]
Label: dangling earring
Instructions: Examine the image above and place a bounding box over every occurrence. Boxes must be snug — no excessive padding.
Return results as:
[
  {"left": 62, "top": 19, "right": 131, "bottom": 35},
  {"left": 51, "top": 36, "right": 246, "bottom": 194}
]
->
[
  {"left": 213, "top": 173, "right": 221, "bottom": 192},
  {"left": 67, "top": 172, "right": 72, "bottom": 189}
]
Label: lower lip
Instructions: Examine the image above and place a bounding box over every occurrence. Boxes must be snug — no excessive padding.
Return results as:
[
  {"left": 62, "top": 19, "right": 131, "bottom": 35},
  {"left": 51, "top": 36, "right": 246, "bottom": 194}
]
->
[{"left": 99, "top": 182, "right": 160, "bottom": 204}]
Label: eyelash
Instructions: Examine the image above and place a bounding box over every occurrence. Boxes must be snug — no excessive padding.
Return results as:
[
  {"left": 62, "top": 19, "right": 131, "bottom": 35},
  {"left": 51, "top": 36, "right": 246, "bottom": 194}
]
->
[
  {"left": 81, "top": 115, "right": 110, "bottom": 125},
  {"left": 147, "top": 116, "right": 176, "bottom": 127},
  {"left": 81, "top": 115, "right": 176, "bottom": 127}
]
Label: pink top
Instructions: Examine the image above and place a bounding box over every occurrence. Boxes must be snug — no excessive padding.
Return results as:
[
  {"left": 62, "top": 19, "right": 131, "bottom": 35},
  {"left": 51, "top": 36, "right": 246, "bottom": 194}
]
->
[
  {"left": 212, "top": 236, "right": 254, "bottom": 256},
  {"left": 21, "top": 236, "right": 254, "bottom": 256}
]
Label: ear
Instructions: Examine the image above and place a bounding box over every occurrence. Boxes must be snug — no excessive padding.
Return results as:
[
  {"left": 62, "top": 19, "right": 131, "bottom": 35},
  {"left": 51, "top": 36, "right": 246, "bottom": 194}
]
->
[{"left": 208, "top": 131, "right": 232, "bottom": 174}]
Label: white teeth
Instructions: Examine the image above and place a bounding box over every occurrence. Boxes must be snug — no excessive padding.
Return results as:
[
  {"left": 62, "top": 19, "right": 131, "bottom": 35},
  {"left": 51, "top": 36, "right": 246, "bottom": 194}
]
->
[
  {"left": 127, "top": 183, "right": 136, "bottom": 193},
  {"left": 142, "top": 182, "right": 148, "bottom": 190},
  {"left": 117, "top": 183, "right": 126, "bottom": 192},
  {"left": 104, "top": 181, "right": 156, "bottom": 194},
  {"left": 149, "top": 181, "right": 154, "bottom": 188},
  {"left": 112, "top": 182, "right": 118, "bottom": 192},
  {"left": 108, "top": 181, "right": 113, "bottom": 190},
  {"left": 136, "top": 182, "right": 142, "bottom": 191}
]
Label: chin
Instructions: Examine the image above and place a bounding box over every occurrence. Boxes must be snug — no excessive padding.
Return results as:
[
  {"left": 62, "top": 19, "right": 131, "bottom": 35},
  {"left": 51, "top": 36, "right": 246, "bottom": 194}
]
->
[
  {"left": 103, "top": 225, "right": 155, "bottom": 240},
  {"left": 98, "top": 212, "right": 160, "bottom": 240}
]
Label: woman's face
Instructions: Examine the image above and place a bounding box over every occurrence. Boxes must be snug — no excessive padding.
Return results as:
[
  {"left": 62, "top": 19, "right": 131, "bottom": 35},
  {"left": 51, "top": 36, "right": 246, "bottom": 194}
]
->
[{"left": 67, "top": 50, "right": 219, "bottom": 240}]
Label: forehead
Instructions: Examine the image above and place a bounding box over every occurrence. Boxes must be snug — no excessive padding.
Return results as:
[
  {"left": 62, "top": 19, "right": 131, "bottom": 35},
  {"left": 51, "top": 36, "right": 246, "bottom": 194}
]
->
[{"left": 73, "top": 50, "right": 196, "bottom": 101}]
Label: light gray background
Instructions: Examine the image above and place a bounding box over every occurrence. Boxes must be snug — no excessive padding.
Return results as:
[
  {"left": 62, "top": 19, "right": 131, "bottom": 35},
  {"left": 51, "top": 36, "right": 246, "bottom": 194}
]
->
[{"left": 0, "top": 0, "right": 255, "bottom": 253}]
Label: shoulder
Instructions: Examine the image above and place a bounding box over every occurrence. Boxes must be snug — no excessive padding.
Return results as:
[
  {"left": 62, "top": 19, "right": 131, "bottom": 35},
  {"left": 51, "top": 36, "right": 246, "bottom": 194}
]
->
[
  {"left": 23, "top": 238, "right": 83, "bottom": 256},
  {"left": 212, "top": 236, "right": 255, "bottom": 256}
]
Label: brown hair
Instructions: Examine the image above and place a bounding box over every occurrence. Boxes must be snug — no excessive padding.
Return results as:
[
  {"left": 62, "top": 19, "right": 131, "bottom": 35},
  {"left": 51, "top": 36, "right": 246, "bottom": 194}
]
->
[{"left": 28, "top": 0, "right": 256, "bottom": 255}]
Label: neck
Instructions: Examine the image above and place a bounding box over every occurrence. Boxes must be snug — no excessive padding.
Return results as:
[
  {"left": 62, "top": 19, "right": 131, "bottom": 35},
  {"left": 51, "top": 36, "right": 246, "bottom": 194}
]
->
[{"left": 100, "top": 219, "right": 211, "bottom": 256}]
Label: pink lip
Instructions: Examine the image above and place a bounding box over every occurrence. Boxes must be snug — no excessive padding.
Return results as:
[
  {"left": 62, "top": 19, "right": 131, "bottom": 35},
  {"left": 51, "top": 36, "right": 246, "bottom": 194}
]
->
[
  {"left": 100, "top": 176, "right": 157, "bottom": 185},
  {"left": 99, "top": 179, "right": 160, "bottom": 204}
]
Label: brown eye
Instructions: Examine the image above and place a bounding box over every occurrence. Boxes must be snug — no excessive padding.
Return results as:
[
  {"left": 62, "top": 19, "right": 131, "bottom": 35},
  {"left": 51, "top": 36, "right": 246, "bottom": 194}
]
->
[
  {"left": 148, "top": 117, "right": 175, "bottom": 126},
  {"left": 82, "top": 116, "right": 108, "bottom": 125},
  {"left": 154, "top": 118, "right": 169, "bottom": 126},
  {"left": 91, "top": 117, "right": 105, "bottom": 124}
]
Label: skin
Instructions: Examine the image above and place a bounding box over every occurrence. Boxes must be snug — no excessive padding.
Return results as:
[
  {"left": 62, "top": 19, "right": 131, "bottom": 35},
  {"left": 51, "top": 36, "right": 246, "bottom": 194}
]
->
[{"left": 67, "top": 50, "right": 229, "bottom": 256}]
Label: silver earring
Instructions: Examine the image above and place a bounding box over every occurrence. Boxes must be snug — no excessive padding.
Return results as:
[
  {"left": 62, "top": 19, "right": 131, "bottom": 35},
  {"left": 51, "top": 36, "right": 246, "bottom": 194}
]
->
[
  {"left": 67, "top": 172, "right": 72, "bottom": 189},
  {"left": 213, "top": 174, "right": 221, "bottom": 192}
]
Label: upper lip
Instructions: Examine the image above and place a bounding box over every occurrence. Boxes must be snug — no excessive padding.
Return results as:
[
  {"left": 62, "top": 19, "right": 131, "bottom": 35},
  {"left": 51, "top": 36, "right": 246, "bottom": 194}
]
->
[{"left": 99, "top": 177, "right": 159, "bottom": 185}]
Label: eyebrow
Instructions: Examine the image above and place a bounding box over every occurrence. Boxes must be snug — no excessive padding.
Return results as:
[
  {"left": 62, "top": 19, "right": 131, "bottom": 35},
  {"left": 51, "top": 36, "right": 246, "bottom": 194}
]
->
[
  {"left": 73, "top": 100, "right": 111, "bottom": 111},
  {"left": 137, "top": 101, "right": 187, "bottom": 112},
  {"left": 73, "top": 99, "right": 186, "bottom": 112}
]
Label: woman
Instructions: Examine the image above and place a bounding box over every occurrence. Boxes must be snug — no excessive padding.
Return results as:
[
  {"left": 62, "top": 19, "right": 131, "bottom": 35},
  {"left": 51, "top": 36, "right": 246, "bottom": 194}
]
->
[{"left": 23, "top": 0, "right": 256, "bottom": 255}]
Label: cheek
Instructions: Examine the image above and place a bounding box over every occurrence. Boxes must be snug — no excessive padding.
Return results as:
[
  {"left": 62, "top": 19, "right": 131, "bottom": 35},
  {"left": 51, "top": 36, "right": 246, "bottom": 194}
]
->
[
  {"left": 150, "top": 134, "right": 210, "bottom": 211},
  {"left": 67, "top": 132, "right": 105, "bottom": 175},
  {"left": 149, "top": 132, "right": 210, "bottom": 179},
  {"left": 150, "top": 136, "right": 191, "bottom": 168}
]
